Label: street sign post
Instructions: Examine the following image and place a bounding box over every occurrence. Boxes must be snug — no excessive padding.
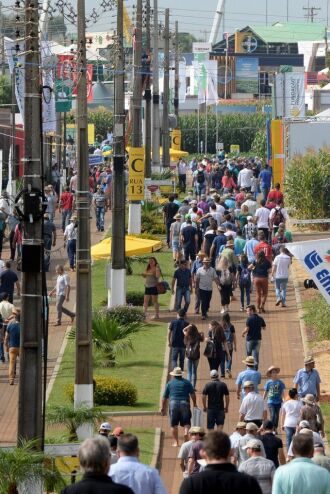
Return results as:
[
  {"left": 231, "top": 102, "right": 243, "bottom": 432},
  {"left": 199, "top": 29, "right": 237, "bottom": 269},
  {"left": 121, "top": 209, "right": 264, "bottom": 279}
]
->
[{"left": 128, "top": 147, "right": 145, "bottom": 200}]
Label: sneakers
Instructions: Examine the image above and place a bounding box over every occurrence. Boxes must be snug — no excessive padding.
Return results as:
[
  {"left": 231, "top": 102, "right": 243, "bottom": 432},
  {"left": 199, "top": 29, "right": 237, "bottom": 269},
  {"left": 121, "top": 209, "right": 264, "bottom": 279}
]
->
[
  {"left": 240, "top": 306, "right": 244, "bottom": 312},
  {"left": 226, "top": 368, "right": 232, "bottom": 378},
  {"left": 275, "top": 299, "right": 281, "bottom": 306}
]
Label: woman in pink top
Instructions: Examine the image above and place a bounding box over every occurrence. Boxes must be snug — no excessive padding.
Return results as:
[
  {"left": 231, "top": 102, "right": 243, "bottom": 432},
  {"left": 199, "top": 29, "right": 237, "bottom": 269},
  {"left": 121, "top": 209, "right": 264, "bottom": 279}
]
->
[{"left": 221, "top": 170, "right": 236, "bottom": 192}]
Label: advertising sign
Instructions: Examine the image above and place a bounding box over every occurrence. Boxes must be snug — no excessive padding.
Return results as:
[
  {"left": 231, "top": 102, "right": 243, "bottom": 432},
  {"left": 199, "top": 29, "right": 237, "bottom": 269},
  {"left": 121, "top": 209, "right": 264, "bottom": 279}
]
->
[
  {"left": 284, "top": 72, "right": 305, "bottom": 118},
  {"left": 235, "top": 57, "right": 259, "bottom": 93},
  {"left": 57, "top": 54, "right": 94, "bottom": 103},
  {"left": 287, "top": 239, "right": 330, "bottom": 304},
  {"left": 128, "top": 147, "right": 145, "bottom": 201}
]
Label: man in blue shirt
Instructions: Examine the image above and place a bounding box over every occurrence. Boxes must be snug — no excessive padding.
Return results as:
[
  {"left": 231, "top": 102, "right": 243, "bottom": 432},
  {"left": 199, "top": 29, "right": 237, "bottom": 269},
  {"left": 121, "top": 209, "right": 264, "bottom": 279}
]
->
[
  {"left": 272, "top": 434, "right": 330, "bottom": 494},
  {"left": 4, "top": 308, "right": 20, "bottom": 385},
  {"left": 210, "top": 226, "right": 227, "bottom": 261},
  {"left": 109, "top": 434, "right": 166, "bottom": 494},
  {"left": 172, "top": 260, "right": 192, "bottom": 314},
  {"left": 236, "top": 356, "right": 261, "bottom": 400},
  {"left": 168, "top": 309, "right": 188, "bottom": 371},
  {"left": 293, "top": 356, "right": 321, "bottom": 401},
  {"left": 243, "top": 231, "right": 259, "bottom": 262},
  {"left": 161, "top": 367, "right": 197, "bottom": 447},
  {"left": 259, "top": 165, "right": 272, "bottom": 201}
]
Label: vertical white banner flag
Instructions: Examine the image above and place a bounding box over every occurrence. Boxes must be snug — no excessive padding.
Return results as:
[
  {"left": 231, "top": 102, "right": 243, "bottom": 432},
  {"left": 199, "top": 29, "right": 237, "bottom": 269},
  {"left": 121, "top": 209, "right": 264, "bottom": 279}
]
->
[
  {"left": 287, "top": 239, "right": 330, "bottom": 304},
  {"left": 206, "top": 60, "right": 218, "bottom": 105},
  {"left": 41, "top": 40, "right": 56, "bottom": 133},
  {"left": 179, "top": 60, "right": 186, "bottom": 103},
  {"left": 4, "top": 37, "right": 25, "bottom": 122}
]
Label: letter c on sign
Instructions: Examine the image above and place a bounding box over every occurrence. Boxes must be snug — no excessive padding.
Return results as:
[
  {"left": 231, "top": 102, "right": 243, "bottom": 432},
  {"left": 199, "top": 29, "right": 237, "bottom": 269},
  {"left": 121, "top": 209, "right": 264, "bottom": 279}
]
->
[
  {"left": 131, "top": 158, "right": 143, "bottom": 173},
  {"left": 173, "top": 135, "right": 180, "bottom": 145}
]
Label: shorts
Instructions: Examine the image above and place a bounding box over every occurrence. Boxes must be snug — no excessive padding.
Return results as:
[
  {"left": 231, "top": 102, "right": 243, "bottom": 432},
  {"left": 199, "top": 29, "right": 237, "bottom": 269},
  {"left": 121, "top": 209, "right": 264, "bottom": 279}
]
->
[
  {"left": 145, "top": 286, "right": 158, "bottom": 296},
  {"left": 172, "top": 240, "right": 180, "bottom": 253},
  {"left": 169, "top": 400, "right": 191, "bottom": 427},
  {"left": 207, "top": 409, "right": 225, "bottom": 429}
]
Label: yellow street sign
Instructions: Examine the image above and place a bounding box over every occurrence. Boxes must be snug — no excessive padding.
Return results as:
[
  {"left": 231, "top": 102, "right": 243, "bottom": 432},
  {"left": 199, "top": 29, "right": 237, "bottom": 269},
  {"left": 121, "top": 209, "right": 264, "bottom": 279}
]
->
[{"left": 128, "top": 147, "right": 145, "bottom": 200}]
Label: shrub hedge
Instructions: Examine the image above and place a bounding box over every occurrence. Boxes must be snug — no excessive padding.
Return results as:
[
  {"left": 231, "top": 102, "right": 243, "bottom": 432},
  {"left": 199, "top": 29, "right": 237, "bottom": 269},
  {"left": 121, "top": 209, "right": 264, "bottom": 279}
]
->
[
  {"left": 101, "top": 305, "right": 145, "bottom": 323},
  {"left": 65, "top": 376, "right": 138, "bottom": 406}
]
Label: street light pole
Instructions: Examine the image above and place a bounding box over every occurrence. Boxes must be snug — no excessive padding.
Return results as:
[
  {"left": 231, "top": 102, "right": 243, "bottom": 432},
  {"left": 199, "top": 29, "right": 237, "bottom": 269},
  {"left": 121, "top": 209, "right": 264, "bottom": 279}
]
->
[{"left": 144, "top": 0, "right": 152, "bottom": 178}]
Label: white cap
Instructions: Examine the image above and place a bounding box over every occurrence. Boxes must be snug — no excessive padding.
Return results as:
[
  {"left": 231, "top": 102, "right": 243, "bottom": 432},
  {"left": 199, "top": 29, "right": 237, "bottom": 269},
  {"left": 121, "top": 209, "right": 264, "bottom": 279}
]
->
[{"left": 99, "top": 422, "right": 112, "bottom": 431}]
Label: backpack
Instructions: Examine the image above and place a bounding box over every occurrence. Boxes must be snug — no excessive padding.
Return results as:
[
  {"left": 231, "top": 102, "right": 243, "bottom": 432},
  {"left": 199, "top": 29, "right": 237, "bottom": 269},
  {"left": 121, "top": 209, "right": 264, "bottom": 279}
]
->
[
  {"left": 186, "top": 340, "right": 200, "bottom": 360},
  {"left": 220, "top": 269, "right": 232, "bottom": 286},
  {"left": 240, "top": 265, "right": 250, "bottom": 285},
  {"left": 272, "top": 207, "right": 284, "bottom": 227},
  {"left": 196, "top": 170, "right": 205, "bottom": 184}
]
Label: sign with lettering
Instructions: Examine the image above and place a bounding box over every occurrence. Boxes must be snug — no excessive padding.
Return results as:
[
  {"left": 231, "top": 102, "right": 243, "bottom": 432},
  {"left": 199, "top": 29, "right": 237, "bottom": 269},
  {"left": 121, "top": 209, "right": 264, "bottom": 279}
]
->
[
  {"left": 128, "top": 147, "right": 145, "bottom": 200},
  {"left": 287, "top": 239, "right": 330, "bottom": 304}
]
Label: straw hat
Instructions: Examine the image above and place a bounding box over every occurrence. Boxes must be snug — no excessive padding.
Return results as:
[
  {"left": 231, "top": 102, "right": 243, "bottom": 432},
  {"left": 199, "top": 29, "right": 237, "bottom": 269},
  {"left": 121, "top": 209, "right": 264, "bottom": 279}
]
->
[
  {"left": 245, "top": 422, "right": 258, "bottom": 431},
  {"left": 226, "top": 239, "right": 234, "bottom": 247},
  {"left": 197, "top": 250, "right": 205, "bottom": 257},
  {"left": 304, "top": 355, "right": 315, "bottom": 365},
  {"left": 170, "top": 367, "right": 184, "bottom": 377},
  {"left": 236, "top": 422, "right": 247, "bottom": 429},
  {"left": 174, "top": 213, "right": 181, "bottom": 220},
  {"left": 242, "top": 356, "right": 255, "bottom": 366},
  {"left": 189, "top": 426, "right": 205, "bottom": 435},
  {"left": 202, "top": 257, "right": 211, "bottom": 263},
  {"left": 266, "top": 365, "right": 280, "bottom": 377},
  {"left": 243, "top": 381, "right": 255, "bottom": 389},
  {"left": 302, "top": 394, "right": 315, "bottom": 405}
]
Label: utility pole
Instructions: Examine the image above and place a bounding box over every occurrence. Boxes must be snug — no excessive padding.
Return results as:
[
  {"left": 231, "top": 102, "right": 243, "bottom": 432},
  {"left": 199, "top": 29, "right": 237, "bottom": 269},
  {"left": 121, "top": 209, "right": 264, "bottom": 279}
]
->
[
  {"left": 128, "top": 0, "right": 142, "bottom": 234},
  {"left": 17, "top": 0, "right": 43, "bottom": 447},
  {"left": 162, "top": 8, "right": 170, "bottom": 168},
  {"left": 132, "top": 0, "right": 142, "bottom": 147},
  {"left": 109, "top": 0, "right": 126, "bottom": 307},
  {"left": 174, "top": 20, "right": 179, "bottom": 121},
  {"left": 0, "top": 1, "right": 5, "bottom": 76},
  {"left": 144, "top": 0, "right": 152, "bottom": 177},
  {"left": 74, "top": 0, "right": 93, "bottom": 428},
  {"left": 303, "top": 5, "right": 321, "bottom": 22},
  {"left": 152, "top": 0, "right": 160, "bottom": 171}
]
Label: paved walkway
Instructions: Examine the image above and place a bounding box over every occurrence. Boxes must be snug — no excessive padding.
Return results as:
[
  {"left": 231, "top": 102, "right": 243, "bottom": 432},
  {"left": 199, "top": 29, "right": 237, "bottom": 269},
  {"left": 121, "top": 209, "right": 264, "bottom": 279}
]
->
[
  {"left": 0, "top": 211, "right": 106, "bottom": 444},
  {"left": 108, "top": 269, "right": 305, "bottom": 493}
]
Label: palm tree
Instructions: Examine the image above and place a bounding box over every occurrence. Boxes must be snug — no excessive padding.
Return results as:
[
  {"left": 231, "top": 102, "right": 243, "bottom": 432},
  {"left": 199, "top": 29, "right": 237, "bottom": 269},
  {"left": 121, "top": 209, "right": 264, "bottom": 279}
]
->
[
  {"left": 92, "top": 313, "right": 143, "bottom": 367},
  {"left": 46, "top": 404, "right": 105, "bottom": 442},
  {"left": 0, "top": 439, "right": 65, "bottom": 494}
]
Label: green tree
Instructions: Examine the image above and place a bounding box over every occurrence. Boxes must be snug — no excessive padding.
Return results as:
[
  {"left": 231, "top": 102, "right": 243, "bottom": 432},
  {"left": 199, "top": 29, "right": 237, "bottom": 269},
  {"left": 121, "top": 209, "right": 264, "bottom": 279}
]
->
[
  {"left": 178, "top": 33, "right": 199, "bottom": 53},
  {"left": 48, "top": 15, "right": 67, "bottom": 40},
  {"left": 0, "top": 76, "right": 12, "bottom": 105},
  {"left": 87, "top": 107, "right": 113, "bottom": 140}
]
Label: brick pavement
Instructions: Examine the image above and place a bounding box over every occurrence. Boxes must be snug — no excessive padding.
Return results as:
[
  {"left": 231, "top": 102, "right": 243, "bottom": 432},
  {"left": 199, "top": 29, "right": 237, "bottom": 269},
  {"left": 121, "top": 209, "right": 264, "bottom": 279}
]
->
[{"left": 0, "top": 211, "right": 107, "bottom": 444}]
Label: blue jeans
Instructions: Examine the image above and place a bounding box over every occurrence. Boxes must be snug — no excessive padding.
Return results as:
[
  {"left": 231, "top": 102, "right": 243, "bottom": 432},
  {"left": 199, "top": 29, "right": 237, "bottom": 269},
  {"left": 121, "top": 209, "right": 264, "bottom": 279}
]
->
[
  {"left": 0, "top": 342, "right": 4, "bottom": 360},
  {"left": 96, "top": 206, "right": 105, "bottom": 231},
  {"left": 261, "top": 186, "right": 270, "bottom": 201},
  {"left": 220, "top": 349, "right": 233, "bottom": 374},
  {"left": 187, "top": 358, "right": 199, "bottom": 389},
  {"left": 284, "top": 426, "right": 296, "bottom": 451},
  {"left": 246, "top": 339, "right": 261, "bottom": 370},
  {"left": 175, "top": 287, "right": 190, "bottom": 313},
  {"left": 268, "top": 403, "right": 281, "bottom": 429},
  {"left": 67, "top": 239, "right": 76, "bottom": 269},
  {"left": 239, "top": 282, "right": 251, "bottom": 308},
  {"left": 275, "top": 278, "right": 288, "bottom": 304},
  {"left": 61, "top": 209, "right": 72, "bottom": 232},
  {"left": 171, "top": 347, "right": 185, "bottom": 371}
]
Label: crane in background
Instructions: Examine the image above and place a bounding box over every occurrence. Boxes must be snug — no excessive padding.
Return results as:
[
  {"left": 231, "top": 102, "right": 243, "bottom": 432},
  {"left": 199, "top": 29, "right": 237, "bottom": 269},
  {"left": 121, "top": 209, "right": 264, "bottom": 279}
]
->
[{"left": 208, "top": 0, "right": 226, "bottom": 46}]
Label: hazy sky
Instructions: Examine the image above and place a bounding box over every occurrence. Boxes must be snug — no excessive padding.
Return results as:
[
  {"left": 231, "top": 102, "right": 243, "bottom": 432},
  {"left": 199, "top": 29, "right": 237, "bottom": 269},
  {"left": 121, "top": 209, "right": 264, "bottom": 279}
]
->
[
  {"left": 85, "top": 0, "right": 330, "bottom": 40},
  {"left": 3, "top": 0, "right": 330, "bottom": 41}
]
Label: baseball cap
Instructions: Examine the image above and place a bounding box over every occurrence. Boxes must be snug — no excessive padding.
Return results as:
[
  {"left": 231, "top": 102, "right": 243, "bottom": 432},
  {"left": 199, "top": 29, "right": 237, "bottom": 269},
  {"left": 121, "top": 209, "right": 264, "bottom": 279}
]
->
[
  {"left": 245, "top": 422, "right": 258, "bottom": 431},
  {"left": 299, "top": 420, "right": 310, "bottom": 428},
  {"left": 243, "top": 439, "right": 263, "bottom": 451},
  {"left": 113, "top": 426, "right": 124, "bottom": 436},
  {"left": 210, "top": 370, "right": 219, "bottom": 378},
  {"left": 99, "top": 422, "right": 112, "bottom": 431},
  {"left": 247, "top": 215, "right": 253, "bottom": 221}
]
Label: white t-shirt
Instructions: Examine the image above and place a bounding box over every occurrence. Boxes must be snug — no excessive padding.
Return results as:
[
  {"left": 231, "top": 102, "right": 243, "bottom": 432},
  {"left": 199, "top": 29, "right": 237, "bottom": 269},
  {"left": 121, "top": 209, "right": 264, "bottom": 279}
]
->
[
  {"left": 0, "top": 197, "right": 10, "bottom": 215},
  {"left": 239, "top": 392, "right": 267, "bottom": 421},
  {"left": 214, "top": 204, "right": 225, "bottom": 216},
  {"left": 56, "top": 273, "right": 70, "bottom": 297},
  {"left": 238, "top": 168, "right": 253, "bottom": 188},
  {"left": 282, "top": 399, "right": 303, "bottom": 428},
  {"left": 0, "top": 260, "right": 5, "bottom": 274},
  {"left": 255, "top": 207, "right": 270, "bottom": 229},
  {"left": 273, "top": 253, "right": 291, "bottom": 279}
]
